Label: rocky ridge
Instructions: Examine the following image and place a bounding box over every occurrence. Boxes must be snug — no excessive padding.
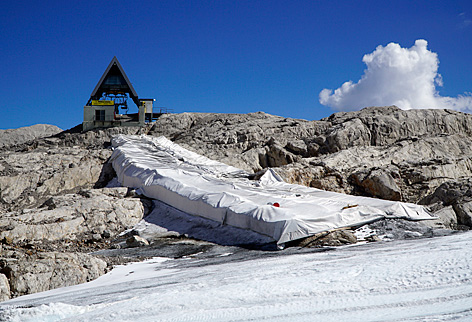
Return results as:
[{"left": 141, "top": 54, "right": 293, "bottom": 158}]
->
[
  {"left": 0, "top": 124, "right": 62, "bottom": 149},
  {"left": 1, "top": 106, "right": 472, "bottom": 301},
  {"left": 149, "top": 106, "right": 472, "bottom": 228}
]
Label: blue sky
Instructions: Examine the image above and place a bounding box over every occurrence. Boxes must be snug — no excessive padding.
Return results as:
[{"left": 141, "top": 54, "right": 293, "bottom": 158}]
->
[{"left": 1, "top": 0, "right": 471, "bottom": 130}]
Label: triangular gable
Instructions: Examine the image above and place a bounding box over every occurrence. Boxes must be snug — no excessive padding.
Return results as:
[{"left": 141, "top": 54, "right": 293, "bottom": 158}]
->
[{"left": 89, "top": 57, "right": 139, "bottom": 106}]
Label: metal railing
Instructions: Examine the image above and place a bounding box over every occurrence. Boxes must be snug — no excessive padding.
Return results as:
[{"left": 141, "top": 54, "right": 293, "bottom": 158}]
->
[{"left": 153, "top": 107, "right": 173, "bottom": 114}]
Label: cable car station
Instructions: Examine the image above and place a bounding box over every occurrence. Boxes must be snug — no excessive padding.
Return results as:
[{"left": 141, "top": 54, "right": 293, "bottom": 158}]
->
[{"left": 83, "top": 57, "right": 157, "bottom": 131}]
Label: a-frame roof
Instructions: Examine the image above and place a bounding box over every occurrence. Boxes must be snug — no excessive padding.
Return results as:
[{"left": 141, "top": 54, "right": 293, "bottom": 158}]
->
[{"left": 89, "top": 56, "right": 139, "bottom": 106}]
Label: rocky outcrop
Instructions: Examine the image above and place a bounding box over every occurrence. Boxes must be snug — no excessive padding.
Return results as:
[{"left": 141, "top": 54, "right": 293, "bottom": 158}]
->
[
  {"left": 0, "top": 125, "right": 150, "bottom": 300},
  {"left": 350, "top": 168, "right": 402, "bottom": 201},
  {"left": 0, "top": 272, "right": 10, "bottom": 302},
  {"left": 291, "top": 229, "right": 358, "bottom": 248},
  {"left": 0, "top": 187, "right": 146, "bottom": 300},
  {"left": 150, "top": 107, "right": 472, "bottom": 207},
  {"left": 0, "top": 187, "right": 144, "bottom": 244},
  {"left": 420, "top": 179, "right": 472, "bottom": 228},
  {"left": 0, "top": 249, "right": 107, "bottom": 298},
  {"left": 2, "top": 106, "right": 472, "bottom": 301},
  {"left": 0, "top": 125, "right": 150, "bottom": 213},
  {"left": 425, "top": 206, "right": 458, "bottom": 230},
  {"left": 0, "top": 124, "right": 62, "bottom": 149},
  {"left": 148, "top": 107, "right": 472, "bottom": 230},
  {"left": 0, "top": 147, "right": 111, "bottom": 212}
]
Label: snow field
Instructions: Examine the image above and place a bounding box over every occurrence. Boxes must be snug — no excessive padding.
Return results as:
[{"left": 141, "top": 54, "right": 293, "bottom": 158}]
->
[{"left": 1, "top": 231, "right": 472, "bottom": 321}]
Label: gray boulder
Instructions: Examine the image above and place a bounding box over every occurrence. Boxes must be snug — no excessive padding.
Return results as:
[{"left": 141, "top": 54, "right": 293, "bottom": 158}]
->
[
  {"left": 126, "top": 235, "right": 150, "bottom": 248},
  {"left": 0, "top": 147, "right": 112, "bottom": 212},
  {"left": 0, "top": 249, "right": 107, "bottom": 298},
  {"left": 294, "top": 230, "right": 357, "bottom": 247},
  {"left": 453, "top": 202, "right": 472, "bottom": 227},
  {"left": 0, "top": 187, "right": 144, "bottom": 244},
  {"left": 420, "top": 179, "right": 472, "bottom": 228},
  {"left": 351, "top": 168, "right": 401, "bottom": 201},
  {"left": 0, "top": 273, "right": 10, "bottom": 302},
  {"left": 420, "top": 206, "right": 457, "bottom": 229}
]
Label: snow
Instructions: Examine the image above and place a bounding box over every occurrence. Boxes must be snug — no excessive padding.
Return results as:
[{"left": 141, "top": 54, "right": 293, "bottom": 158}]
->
[{"left": 2, "top": 231, "right": 472, "bottom": 321}]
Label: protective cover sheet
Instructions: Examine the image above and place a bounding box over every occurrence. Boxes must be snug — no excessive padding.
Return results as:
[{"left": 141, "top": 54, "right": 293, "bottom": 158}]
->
[{"left": 110, "top": 135, "right": 433, "bottom": 245}]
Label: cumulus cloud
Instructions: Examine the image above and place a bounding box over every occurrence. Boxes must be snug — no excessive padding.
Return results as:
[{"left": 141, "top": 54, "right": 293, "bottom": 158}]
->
[{"left": 319, "top": 39, "right": 472, "bottom": 112}]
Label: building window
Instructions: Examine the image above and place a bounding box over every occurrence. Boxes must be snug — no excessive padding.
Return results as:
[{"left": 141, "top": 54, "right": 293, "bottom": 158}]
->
[{"left": 95, "top": 110, "right": 105, "bottom": 121}]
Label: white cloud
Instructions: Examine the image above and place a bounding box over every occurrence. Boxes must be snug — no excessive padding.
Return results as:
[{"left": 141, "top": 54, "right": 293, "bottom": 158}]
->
[{"left": 319, "top": 39, "right": 472, "bottom": 112}]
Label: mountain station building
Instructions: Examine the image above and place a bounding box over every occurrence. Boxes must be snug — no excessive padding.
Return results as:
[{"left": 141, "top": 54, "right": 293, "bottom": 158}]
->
[{"left": 83, "top": 57, "right": 156, "bottom": 131}]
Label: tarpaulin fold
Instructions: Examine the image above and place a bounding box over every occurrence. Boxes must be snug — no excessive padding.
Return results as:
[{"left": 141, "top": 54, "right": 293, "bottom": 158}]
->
[{"left": 110, "top": 135, "right": 433, "bottom": 244}]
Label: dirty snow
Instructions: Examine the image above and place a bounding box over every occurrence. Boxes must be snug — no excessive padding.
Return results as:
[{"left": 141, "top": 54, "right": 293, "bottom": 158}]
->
[{"left": 1, "top": 231, "right": 472, "bottom": 321}]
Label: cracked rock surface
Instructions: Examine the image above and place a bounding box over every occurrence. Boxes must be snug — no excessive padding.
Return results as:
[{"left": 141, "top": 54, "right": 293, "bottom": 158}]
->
[
  {"left": 0, "top": 125, "right": 149, "bottom": 301},
  {"left": 2, "top": 106, "right": 472, "bottom": 301},
  {"left": 150, "top": 106, "right": 472, "bottom": 229}
]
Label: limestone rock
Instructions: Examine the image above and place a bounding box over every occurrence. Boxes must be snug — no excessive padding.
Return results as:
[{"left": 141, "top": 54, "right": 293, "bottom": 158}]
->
[
  {"left": 0, "top": 125, "right": 153, "bottom": 301},
  {"left": 420, "top": 179, "right": 472, "bottom": 206},
  {"left": 325, "top": 118, "right": 371, "bottom": 153},
  {"left": 0, "top": 147, "right": 112, "bottom": 212},
  {"left": 0, "top": 273, "right": 10, "bottom": 302},
  {"left": 285, "top": 140, "right": 308, "bottom": 157},
  {"left": 148, "top": 108, "right": 472, "bottom": 227},
  {"left": 126, "top": 235, "right": 150, "bottom": 248},
  {"left": 0, "top": 250, "right": 107, "bottom": 298},
  {"left": 0, "top": 188, "right": 144, "bottom": 244},
  {"left": 294, "top": 230, "right": 357, "bottom": 247},
  {"left": 420, "top": 179, "right": 472, "bottom": 227},
  {"left": 453, "top": 202, "right": 472, "bottom": 227},
  {"left": 354, "top": 169, "right": 401, "bottom": 201},
  {"left": 259, "top": 143, "right": 299, "bottom": 168},
  {"left": 322, "top": 106, "right": 472, "bottom": 148},
  {"left": 0, "top": 124, "right": 151, "bottom": 212},
  {"left": 423, "top": 206, "right": 458, "bottom": 229},
  {"left": 0, "top": 124, "right": 62, "bottom": 149},
  {"left": 2, "top": 106, "right": 472, "bottom": 300}
]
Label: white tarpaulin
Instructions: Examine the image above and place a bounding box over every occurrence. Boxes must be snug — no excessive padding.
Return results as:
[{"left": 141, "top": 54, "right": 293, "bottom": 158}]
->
[{"left": 110, "top": 135, "right": 433, "bottom": 245}]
